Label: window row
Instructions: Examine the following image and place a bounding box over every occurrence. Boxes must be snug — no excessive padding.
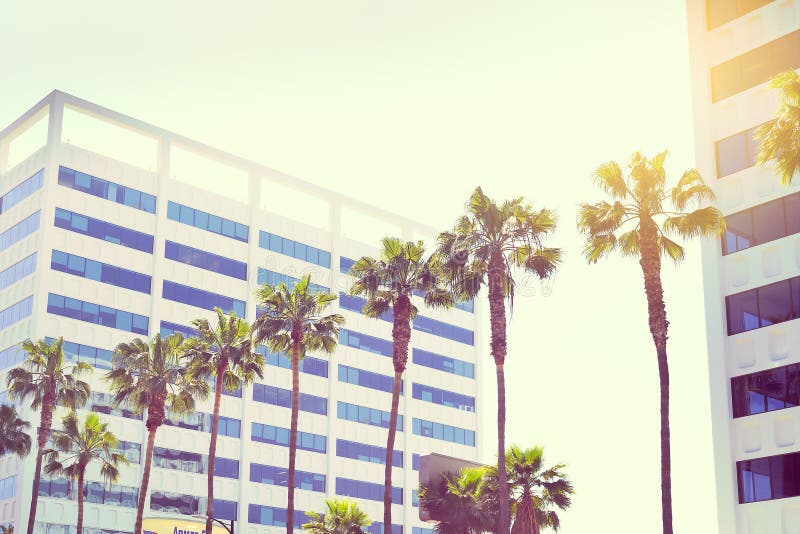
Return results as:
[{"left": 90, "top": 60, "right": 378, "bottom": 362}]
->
[
  {"left": 150, "top": 492, "right": 237, "bottom": 521},
  {"left": 152, "top": 446, "right": 239, "bottom": 479},
  {"left": 1, "top": 169, "right": 43, "bottom": 214},
  {"left": 726, "top": 276, "right": 800, "bottom": 335},
  {"left": 335, "top": 477, "right": 403, "bottom": 504},
  {"left": 247, "top": 505, "right": 309, "bottom": 528},
  {"left": 47, "top": 293, "right": 149, "bottom": 335},
  {"left": 722, "top": 192, "right": 799, "bottom": 255},
  {"left": 162, "top": 280, "right": 246, "bottom": 317},
  {"left": 0, "top": 296, "right": 33, "bottom": 332},
  {"left": 0, "top": 210, "right": 39, "bottom": 252},
  {"left": 58, "top": 166, "right": 156, "bottom": 214},
  {"left": 55, "top": 208, "right": 153, "bottom": 253},
  {"left": 338, "top": 364, "right": 399, "bottom": 394},
  {"left": 706, "top": 0, "right": 773, "bottom": 30},
  {"left": 339, "top": 328, "right": 392, "bottom": 357},
  {"left": 160, "top": 320, "right": 197, "bottom": 339},
  {"left": 34, "top": 523, "right": 132, "bottom": 534},
  {"left": 0, "top": 476, "right": 15, "bottom": 500},
  {"left": 412, "top": 418, "right": 475, "bottom": 447},
  {"left": 0, "top": 345, "right": 25, "bottom": 370},
  {"left": 249, "top": 463, "right": 326, "bottom": 492},
  {"left": 715, "top": 123, "right": 763, "bottom": 178},
  {"left": 413, "top": 348, "right": 474, "bottom": 379},
  {"left": 258, "top": 231, "right": 331, "bottom": 268},
  {"left": 252, "top": 383, "right": 328, "bottom": 415},
  {"left": 55, "top": 338, "right": 113, "bottom": 370},
  {"left": 336, "top": 438, "right": 403, "bottom": 467},
  {"left": 251, "top": 422, "right": 327, "bottom": 453},
  {"left": 711, "top": 30, "right": 800, "bottom": 102},
  {"left": 337, "top": 401, "right": 403, "bottom": 430},
  {"left": 86, "top": 392, "right": 142, "bottom": 420},
  {"left": 39, "top": 478, "right": 138, "bottom": 508},
  {"left": 732, "top": 362, "right": 800, "bottom": 418},
  {"left": 412, "top": 383, "right": 475, "bottom": 412},
  {"left": 256, "top": 268, "right": 330, "bottom": 293},
  {"left": 51, "top": 250, "right": 151, "bottom": 294},
  {"left": 367, "top": 523, "right": 403, "bottom": 534},
  {"left": 256, "top": 346, "right": 329, "bottom": 378},
  {"left": 737, "top": 451, "right": 800, "bottom": 503},
  {"left": 165, "top": 240, "right": 247, "bottom": 280},
  {"left": 162, "top": 412, "right": 241, "bottom": 438},
  {"left": 0, "top": 252, "right": 36, "bottom": 291},
  {"left": 413, "top": 528, "right": 434, "bottom": 534},
  {"left": 412, "top": 288, "right": 474, "bottom": 313},
  {"left": 114, "top": 441, "right": 142, "bottom": 464},
  {"left": 167, "top": 201, "right": 248, "bottom": 242}
]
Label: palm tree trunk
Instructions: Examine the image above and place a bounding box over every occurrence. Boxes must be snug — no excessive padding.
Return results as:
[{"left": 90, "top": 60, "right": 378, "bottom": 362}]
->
[
  {"left": 206, "top": 367, "right": 225, "bottom": 534},
  {"left": 638, "top": 220, "right": 672, "bottom": 534},
  {"left": 287, "top": 342, "right": 301, "bottom": 534},
  {"left": 26, "top": 396, "right": 54, "bottom": 534},
  {"left": 488, "top": 252, "right": 509, "bottom": 534},
  {"left": 135, "top": 425, "right": 159, "bottom": 534},
  {"left": 76, "top": 468, "right": 85, "bottom": 534}
]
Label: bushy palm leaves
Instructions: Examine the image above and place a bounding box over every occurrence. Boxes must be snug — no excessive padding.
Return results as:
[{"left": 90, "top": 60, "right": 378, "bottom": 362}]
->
[
  {"left": 106, "top": 333, "right": 210, "bottom": 534},
  {"left": 254, "top": 275, "right": 343, "bottom": 534},
  {"left": 438, "top": 187, "right": 561, "bottom": 534},
  {"left": 6, "top": 338, "right": 91, "bottom": 534},
  {"left": 0, "top": 405, "right": 32, "bottom": 458},
  {"left": 419, "top": 467, "right": 494, "bottom": 534},
  {"left": 349, "top": 237, "right": 453, "bottom": 529},
  {"left": 302, "top": 498, "right": 372, "bottom": 534},
  {"left": 577, "top": 151, "right": 724, "bottom": 534},
  {"left": 755, "top": 70, "right": 800, "bottom": 185},
  {"left": 43, "top": 412, "right": 127, "bottom": 534}
]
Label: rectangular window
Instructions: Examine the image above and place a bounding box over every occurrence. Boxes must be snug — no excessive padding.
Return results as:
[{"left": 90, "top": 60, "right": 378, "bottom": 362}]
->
[
  {"left": 152, "top": 446, "right": 239, "bottom": 479},
  {"left": 715, "top": 123, "right": 764, "bottom": 178},
  {"left": 338, "top": 364, "right": 399, "bottom": 394},
  {"left": 336, "top": 438, "right": 403, "bottom": 467},
  {"left": 0, "top": 476, "right": 16, "bottom": 500},
  {"left": 47, "top": 293, "right": 148, "bottom": 335},
  {"left": 162, "top": 412, "right": 241, "bottom": 438},
  {"left": 339, "top": 329, "right": 393, "bottom": 357},
  {"left": 731, "top": 363, "right": 800, "bottom": 418},
  {"left": 50, "top": 338, "right": 114, "bottom": 371},
  {"left": 256, "top": 268, "right": 329, "bottom": 293},
  {"left": 251, "top": 422, "right": 327, "bottom": 453},
  {"left": 0, "top": 345, "right": 26, "bottom": 370},
  {"left": 40, "top": 478, "right": 138, "bottom": 508},
  {"left": 413, "top": 348, "right": 475, "bottom": 379},
  {"left": 340, "top": 256, "right": 356, "bottom": 274},
  {"left": 412, "top": 383, "right": 475, "bottom": 412},
  {"left": 737, "top": 451, "right": 800, "bottom": 503},
  {"left": 162, "top": 280, "right": 246, "bottom": 316},
  {"left": 0, "top": 210, "right": 40, "bottom": 251},
  {"left": 0, "top": 169, "right": 44, "bottom": 214},
  {"left": 722, "top": 193, "right": 800, "bottom": 254},
  {"left": 0, "top": 252, "right": 36, "bottom": 291},
  {"left": 249, "top": 463, "right": 326, "bottom": 492},
  {"left": 726, "top": 276, "right": 800, "bottom": 335},
  {"left": 335, "top": 477, "right": 403, "bottom": 504},
  {"left": 252, "top": 383, "right": 327, "bottom": 415},
  {"left": 54, "top": 208, "right": 153, "bottom": 253},
  {"left": 0, "top": 296, "right": 34, "bottom": 332},
  {"left": 336, "top": 401, "right": 402, "bottom": 430},
  {"left": 167, "top": 201, "right": 248, "bottom": 242},
  {"left": 159, "top": 320, "right": 197, "bottom": 339},
  {"left": 164, "top": 241, "right": 247, "bottom": 280},
  {"left": 57, "top": 166, "right": 156, "bottom": 214},
  {"left": 247, "top": 505, "right": 310, "bottom": 527},
  {"left": 258, "top": 231, "right": 331, "bottom": 268},
  {"left": 412, "top": 417, "right": 475, "bottom": 447},
  {"left": 255, "top": 346, "right": 329, "bottom": 378},
  {"left": 51, "top": 250, "right": 151, "bottom": 294}
]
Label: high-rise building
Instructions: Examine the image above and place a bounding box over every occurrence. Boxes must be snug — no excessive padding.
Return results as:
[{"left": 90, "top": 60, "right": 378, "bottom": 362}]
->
[
  {"left": 0, "top": 91, "right": 483, "bottom": 534},
  {"left": 686, "top": 1, "right": 800, "bottom": 532}
]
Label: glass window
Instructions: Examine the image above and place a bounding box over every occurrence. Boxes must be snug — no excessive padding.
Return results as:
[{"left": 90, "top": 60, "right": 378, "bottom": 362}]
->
[
  {"left": 757, "top": 279, "right": 793, "bottom": 327},
  {"left": 726, "top": 289, "right": 760, "bottom": 335}
]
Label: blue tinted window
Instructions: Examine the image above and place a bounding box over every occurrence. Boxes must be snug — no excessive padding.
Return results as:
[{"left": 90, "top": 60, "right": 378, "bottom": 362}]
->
[
  {"left": 165, "top": 241, "right": 247, "bottom": 280},
  {"left": 412, "top": 417, "right": 475, "bottom": 447},
  {"left": 335, "top": 477, "right": 403, "bottom": 504},
  {"left": 413, "top": 348, "right": 474, "bottom": 378},
  {"left": 256, "top": 268, "right": 329, "bottom": 293},
  {"left": 737, "top": 452, "right": 800, "bottom": 503},
  {"left": 152, "top": 446, "right": 238, "bottom": 479},
  {"left": 367, "top": 523, "right": 403, "bottom": 534},
  {"left": 162, "top": 412, "right": 240, "bottom": 438},
  {"left": 162, "top": 280, "right": 246, "bottom": 316},
  {"left": 0, "top": 345, "right": 25, "bottom": 370},
  {"left": 336, "top": 439, "right": 403, "bottom": 467},
  {"left": 159, "top": 320, "right": 197, "bottom": 339},
  {"left": 412, "top": 383, "right": 475, "bottom": 412},
  {"left": 40, "top": 479, "right": 139, "bottom": 508},
  {"left": 250, "top": 463, "right": 326, "bottom": 492},
  {"left": 0, "top": 296, "right": 33, "bottom": 332},
  {"left": 339, "top": 329, "right": 392, "bottom": 357},
  {"left": 0, "top": 211, "right": 40, "bottom": 251},
  {"left": 0, "top": 476, "right": 15, "bottom": 500},
  {"left": 167, "top": 201, "right": 248, "bottom": 242},
  {"left": 51, "top": 337, "right": 114, "bottom": 370},
  {"left": 248, "top": 505, "right": 310, "bottom": 527},
  {"left": 0, "top": 252, "right": 36, "bottom": 291},
  {"left": 412, "top": 454, "right": 420, "bottom": 471},
  {"left": 337, "top": 401, "right": 402, "bottom": 431},
  {"left": 339, "top": 256, "right": 356, "bottom": 274},
  {"left": 722, "top": 192, "right": 800, "bottom": 255},
  {"left": 258, "top": 231, "right": 331, "bottom": 268},
  {"left": 338, "top": 364, "right": 399, "bottom": 394},
  {"left": 51, "top": 250, "right": 151, "bottom": 294},
  {"left": 726, "top": 276, "right": 800, "bottom": 335},
  {"left": 58, "top": 166, "right": 156, "bottom": 214},
  {"left": 47, "top": 293, "right": 148, "bottom": 335},
  {"left": 252, "top": 383, "right": 327, "bottom": 415},
  {"left": 732, "top": 363, "right": 800, "bottom": 418},
  {"left": 251, "top": 422, "right": 327, "bottom": 453},
  {"left": 54, "top": 208, "right": 153, "bottom": 253},
  {"left": 0, "top": 169, "right": 43, "bottom": 214},
  {"left": 255, "top": 346, "right": 328, "bottom": 378}
]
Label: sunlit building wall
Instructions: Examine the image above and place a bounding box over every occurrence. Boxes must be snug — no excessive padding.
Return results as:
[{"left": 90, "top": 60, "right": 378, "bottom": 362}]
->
[
  {"left": 686, "top": 1, "right": 800, "bottom": 532},
  {"left": 0, "top": 91, "right": 483, "bottom": 534}
]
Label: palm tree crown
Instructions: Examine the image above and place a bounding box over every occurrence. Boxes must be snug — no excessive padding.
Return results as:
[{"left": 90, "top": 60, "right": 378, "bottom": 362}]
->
[
  {"left": 755, "top": 70, "right": 800, "bottom": 185},
  {"left": 419, "top": 467, "right": 493, "bottom": 534},
  {"left": 0, "top": 405, "right": 32, "bottom": 458},
  {"left": 302, "top": 498, "right": 372, "bottom": 534}
]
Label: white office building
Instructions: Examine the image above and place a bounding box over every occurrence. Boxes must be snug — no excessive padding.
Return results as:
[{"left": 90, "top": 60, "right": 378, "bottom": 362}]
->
[
  {"left": 0, "top": 91, "right": 483, "bottom": 534},
  {"left": 686, "top": 1, "right": 800, "bottom": 532}
]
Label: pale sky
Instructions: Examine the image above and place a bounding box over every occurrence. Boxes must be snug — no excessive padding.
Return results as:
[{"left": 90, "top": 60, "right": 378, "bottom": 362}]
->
[{"left": 1, "top": 1, "right": 718, "bottom": 532}]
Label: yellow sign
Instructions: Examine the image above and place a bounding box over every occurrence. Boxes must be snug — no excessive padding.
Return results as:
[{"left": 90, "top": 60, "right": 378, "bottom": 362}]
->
[{"left": 142, "top": 517, "right": 230, "bottom": 534}]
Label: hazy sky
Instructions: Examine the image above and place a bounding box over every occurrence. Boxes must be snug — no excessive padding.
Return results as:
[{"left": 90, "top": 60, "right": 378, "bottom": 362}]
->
[{"left": 1, "top": 1, "right": 719, "bottom": 532}]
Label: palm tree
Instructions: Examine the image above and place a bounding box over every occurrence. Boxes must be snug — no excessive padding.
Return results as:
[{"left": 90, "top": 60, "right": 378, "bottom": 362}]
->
[
  {"left": 437, "top": 187, "right": 561, "bottom": 534},
  {"left": 0, "top": 524, "right": 14, "bottom": 534},
  {"left": 183, "top": 309, "right": 263, "bottom": 534},
  {"left": 577, "top": 151, "right": 724, "bottom": 534},
  {"left": 0, "top": 405, "right": 32, "bottom": 459},
  {"left": 755, "top": 70, "right": 800, "bottom": 185},
  {"left": 349, "top": 237, "right": 453, "bottom": 530},
  {"left": 418, "top": 467, "right": 493, "bottom": 534},
  {"left": 6, "top": 338, "right": 91, "bottom": 534},
  {"left": 302, "top": 498, "right": 372, "bottom": 534},
  {"left": 43, "top": 411, "right": 127, "bottom": 534},
  {"left": 106, "top": 333, "right": 210, "bottom": 534},
  {"left": 253, "top": 275, "right": 344, "bottom": 534}
]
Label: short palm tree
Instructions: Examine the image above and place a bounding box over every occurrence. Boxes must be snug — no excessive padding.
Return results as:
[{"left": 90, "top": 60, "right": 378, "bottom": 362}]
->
[
  {"left": 577, "top": 151, "right": 724, "bottom": 534},
  {"left": 43, "top": 411, "right": 127, "bottom": 534},
  {"left": 302, "top": 498, "right": 372, "bottom": 534},
  {"left": 254, "top": 275, "right": 344, "bottom": 534},
  {"left": 349, "top": 237, "right": 453, "bottom": 529},
  {"left": 0, "top": 405, "right": 32, "bottom": 459},
  {"left": 438, "top": 187, "right": 561, "bottom": 534},
  {"left": 755, "top": 70, "right": 800, "bottom": 185},
  {"left": 6, "top": 338, "right": 91, "bottom": 534},
  {"left": 418, "top": 467, "right": 493, "bottom": 534},
  {"left": 106, "top": 333, "right": 210, "bottom": 534},
  {"left": 184, "top": 309, "right": 264, "bottom": 534}
]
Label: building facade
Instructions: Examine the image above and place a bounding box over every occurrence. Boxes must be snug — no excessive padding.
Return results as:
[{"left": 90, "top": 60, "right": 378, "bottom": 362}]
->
[
  {"left": 0, "top": 91, "right": 483, "bottom": 534},
  {"left": 686, "top": 1, "right": 800, "bottom": 532}
]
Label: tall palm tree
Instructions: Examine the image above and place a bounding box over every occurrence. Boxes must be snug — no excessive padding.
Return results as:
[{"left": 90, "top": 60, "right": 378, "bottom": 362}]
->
[
  {"left": 6, "top": 338, "right": 91, "bottom": 534},
  {"left": 43, "top": 411, "right": 127, "bottom": 534},
  {"left": 418, "top": 467, "right": 493, "bottom": 534},
  {"left": 349, "top": 237, "right": 454, "bottom": 530},
  {"left": 302, "top": 498, "right": 372, "bottom": 534},
  {"left": 577, "top": 151, "right": 724, "bottom": 534},
  {"left": 254, "top": 275, "right": 344, "bottom": 534},
  {"left": 755, "top": 70, "right": 800, "bottom": 185},
  {"left": 437, "top": 187, "right": 561, "bottom": 534},
  {"left": 0, "top": 405, "right": 32, "bottom": 459},
  {"left": 184, "top": 309, "right": 264, "bottom": 534},
  {"left": 106, "top": 333, "right": 210, "bottom": 534}
]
